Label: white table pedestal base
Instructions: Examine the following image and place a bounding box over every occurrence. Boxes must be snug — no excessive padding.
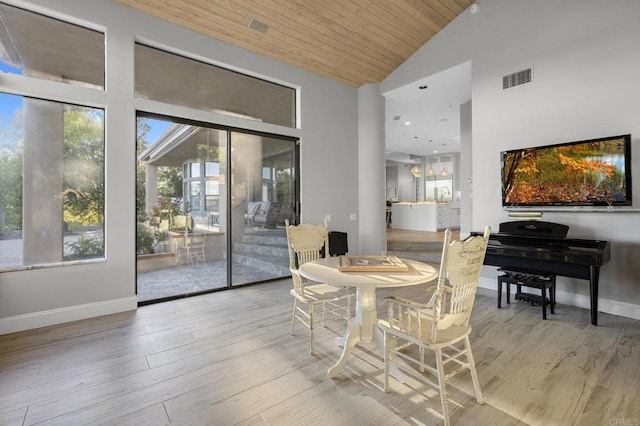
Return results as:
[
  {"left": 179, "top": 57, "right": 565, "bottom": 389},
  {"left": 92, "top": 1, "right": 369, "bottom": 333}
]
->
[{"left": 327, "top": 287, "right": 405, "bottom": 382}]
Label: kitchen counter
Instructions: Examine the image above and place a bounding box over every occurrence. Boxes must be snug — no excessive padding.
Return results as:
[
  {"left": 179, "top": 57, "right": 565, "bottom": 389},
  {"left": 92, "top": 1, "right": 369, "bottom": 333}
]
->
[{"left": 391, "top": 202, "right": 460, "bottom": 231}]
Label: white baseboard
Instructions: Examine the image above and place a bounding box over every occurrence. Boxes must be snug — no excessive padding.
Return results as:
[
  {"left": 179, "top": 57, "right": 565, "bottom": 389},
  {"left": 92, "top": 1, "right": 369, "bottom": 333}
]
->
[
  {"left": 479, "top": 277, "right": 640, "bottom": 322},
  {"left": 0, "top": 296, "right": 138, "bottom": 335}
]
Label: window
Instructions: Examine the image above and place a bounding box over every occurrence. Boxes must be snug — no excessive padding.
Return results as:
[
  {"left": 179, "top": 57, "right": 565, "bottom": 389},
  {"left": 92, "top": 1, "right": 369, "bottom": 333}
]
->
[
  {"left": 205, "top": 161, "right": 219, "bottom": 177},
  {"left": 205, "top": 180, "right": 219, "bottom": 196},
  {"left": 189, "top": 181, "right": 201, "bottom": 211},
  {"left": 0, "top": 5, "right": 105, "bottom": 271},
  {"left": 0, "top": 3, "right": 105, "bottom": 89},
  {"left": 190, "top": 162, "right": 200, "bottom": 178},
  {"left": 204, "top": 162, "right": 220, "bottom": 212},
  {"left": 0, "top": 94, "right": 105, "bottom": 269},
  {"left": 135, "top": 44, "right": 295, "bottom": 128}
]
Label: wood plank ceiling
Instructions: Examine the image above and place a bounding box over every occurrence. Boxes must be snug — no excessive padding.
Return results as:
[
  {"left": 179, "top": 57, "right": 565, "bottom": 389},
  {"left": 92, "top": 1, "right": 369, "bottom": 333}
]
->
[{"left": 114, "top": 0, "right": 474, "bottom": 87}]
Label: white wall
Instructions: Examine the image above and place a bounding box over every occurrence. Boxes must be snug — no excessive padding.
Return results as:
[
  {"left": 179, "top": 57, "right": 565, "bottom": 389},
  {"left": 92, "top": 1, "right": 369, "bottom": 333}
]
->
[
  {"left": 383, "top": 0, "right": 640, "bottom": 319},
  {"left": 0, "top": 0, "right": 359, "bottom": 334}
]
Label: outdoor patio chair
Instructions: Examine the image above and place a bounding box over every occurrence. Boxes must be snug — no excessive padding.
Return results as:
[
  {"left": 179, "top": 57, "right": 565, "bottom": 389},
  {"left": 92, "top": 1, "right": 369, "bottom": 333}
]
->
[
  {"left": 176, "top": 228, "right": 206, "bottom": 266},
  {"left": 285, "top": 218, "right": 355, "bottom": 354},
  {"left": 378, "top": 226, "right": 491, "bottom": 426}
]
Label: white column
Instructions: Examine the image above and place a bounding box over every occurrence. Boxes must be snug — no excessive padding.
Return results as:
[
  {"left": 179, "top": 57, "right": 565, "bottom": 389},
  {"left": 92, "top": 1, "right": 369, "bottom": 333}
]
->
[
  {"left": 145, "top": 164, "right": 158, "bottom": 214},
  {"left": 357, "top": 84, "right": 386, "bottom": 255},
  {"left": 23, "top": 98, "right": 64, "bottom": 264}
]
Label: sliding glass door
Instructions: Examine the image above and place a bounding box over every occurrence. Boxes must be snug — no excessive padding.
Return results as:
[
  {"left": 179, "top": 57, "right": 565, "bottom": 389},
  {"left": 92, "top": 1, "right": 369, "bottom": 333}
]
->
[
  {"left": 230, "top": 132, "right": 298, "bottom": 286},
  {"left": 136, "top": 115, "right": 298, "bottom": 303}
]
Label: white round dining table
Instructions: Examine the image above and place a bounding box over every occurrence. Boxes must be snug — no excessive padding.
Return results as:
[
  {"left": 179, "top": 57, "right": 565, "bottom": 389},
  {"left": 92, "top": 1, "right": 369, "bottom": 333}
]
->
[{"left": 299, "top": 256, "right": 437, "bottom": 378}]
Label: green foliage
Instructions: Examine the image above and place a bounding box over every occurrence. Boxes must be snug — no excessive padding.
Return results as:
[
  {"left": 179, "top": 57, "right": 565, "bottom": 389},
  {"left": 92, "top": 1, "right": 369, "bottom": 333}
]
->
[
  {"left": 136, "top": 118, "right": 184, "bottom": 218},
  {"left": 135, "top": 223, "right": 172, "bottom": 255},
  {"left": 0, "top": 101, "right": 24, "bottom": 232},
  {"left": 65, "top": 235, "right": 104, "bottom": 260},
  {"left": 158, "top": 166, "right": 183, "bottom": 198},
  {"left": 149, "top": 197, "right": 190, "bottom": 219},
  {"left": 197, "top": 141, "right": 220, "bottom": 162},
  {"left": 152, "top": 229, "right": 170, "bottom": 253},
  {"left": 0, "top": 143, "right": 23, "bottom": 232},
  {"left": 136, "top": 224, "right": 155, "bottom": 255},
  {"left": 66, "top": 221, "right": 83, "bottom": 233},
  {"left": 179, "top": 200, "right": 191, "bottom": 215},
  {"left": 136, "top": 119, "right": 151, "bottom": 220},
  {"left": 154, "top": 229, "right": 168, "bottom": 242},
  {"left": 152, "top": 197, "right": 175, "bottom": 219},
  {"left": 137, "top": 210, "right": 151, "bottom": 223},
  {"left": 275, "top": 169, "right": 292, "bottom": 204},
  {"left": 150, "top": 204, "right": 162, "bottom": 218},
  {"left": 63, "top": 106, "right": 104, "bottom": 226}
]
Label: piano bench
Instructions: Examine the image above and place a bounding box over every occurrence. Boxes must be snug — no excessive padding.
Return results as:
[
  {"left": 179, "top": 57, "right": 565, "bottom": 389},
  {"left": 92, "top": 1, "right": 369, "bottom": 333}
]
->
[{"left": 497, "top": 268, "right": 556, "bottom": 320}]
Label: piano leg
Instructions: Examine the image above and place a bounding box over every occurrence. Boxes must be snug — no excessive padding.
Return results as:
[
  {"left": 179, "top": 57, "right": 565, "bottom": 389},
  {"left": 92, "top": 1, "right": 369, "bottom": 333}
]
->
[{"left": 590, "top": 265, "right": 600, "bottom": 326}]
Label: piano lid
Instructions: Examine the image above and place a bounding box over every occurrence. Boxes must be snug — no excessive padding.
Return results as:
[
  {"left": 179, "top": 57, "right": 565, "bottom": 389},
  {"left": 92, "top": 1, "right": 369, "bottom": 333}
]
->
[{"left": 499, "top": 220, "right": 569, "bottom": 238}]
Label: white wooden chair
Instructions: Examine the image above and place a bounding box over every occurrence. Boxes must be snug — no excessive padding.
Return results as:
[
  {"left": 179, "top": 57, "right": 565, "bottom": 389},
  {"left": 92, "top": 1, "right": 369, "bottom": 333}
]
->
[
  {"left": 378, "top": 226, "right": 491, "bottom": 426},
  {"left": 285, "top": 219, "right": 355, "bottom": 354},
  {"left": 187, "top": 232, "right": 206, "bottom": 265},
  {"left": 176, "top": 228, "right": 206, "bottom": 266}
]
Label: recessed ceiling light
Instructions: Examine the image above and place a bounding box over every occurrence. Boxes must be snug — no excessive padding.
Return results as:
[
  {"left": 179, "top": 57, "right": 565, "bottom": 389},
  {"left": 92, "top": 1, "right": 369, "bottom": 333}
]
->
[{"left": 404, "top": 121, "right": 411, "bottom": 126}]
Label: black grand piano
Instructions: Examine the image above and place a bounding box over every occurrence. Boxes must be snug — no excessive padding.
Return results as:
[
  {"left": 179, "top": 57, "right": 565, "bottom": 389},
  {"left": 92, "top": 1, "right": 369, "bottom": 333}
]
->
[{"left": 472, "top": 221, "right": 610, "bottom": 325}]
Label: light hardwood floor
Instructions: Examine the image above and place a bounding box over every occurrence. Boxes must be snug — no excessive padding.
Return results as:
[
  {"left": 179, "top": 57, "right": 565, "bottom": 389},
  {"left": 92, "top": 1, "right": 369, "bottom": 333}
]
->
[{"left": 1, "top": 278, "right": 639, "bottom": 425}]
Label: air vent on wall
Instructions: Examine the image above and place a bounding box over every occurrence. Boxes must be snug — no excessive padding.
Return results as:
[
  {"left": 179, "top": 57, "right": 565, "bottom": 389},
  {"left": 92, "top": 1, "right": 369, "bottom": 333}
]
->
[{"left": 503, "top": 68, "right": 532, "bottom": 89}]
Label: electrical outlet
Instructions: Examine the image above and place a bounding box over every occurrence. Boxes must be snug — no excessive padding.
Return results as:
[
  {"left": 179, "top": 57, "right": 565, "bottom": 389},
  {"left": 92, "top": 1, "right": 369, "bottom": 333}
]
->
[
  {"left": 350, "top": 213, "right": 358, "bottom": 221},
  {"left": 324, "top": 214, "right": 331, "bottom": 222}
]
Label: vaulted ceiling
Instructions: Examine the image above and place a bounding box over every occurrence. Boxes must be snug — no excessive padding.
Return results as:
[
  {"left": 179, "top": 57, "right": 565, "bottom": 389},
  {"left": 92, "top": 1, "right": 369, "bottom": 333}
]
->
[{"left": 114, "top": 0, "right": 474, "bottom": 88}]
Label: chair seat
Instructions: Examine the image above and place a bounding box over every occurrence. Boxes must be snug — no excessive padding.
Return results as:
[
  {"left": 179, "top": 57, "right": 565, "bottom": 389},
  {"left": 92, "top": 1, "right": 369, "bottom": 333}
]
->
[
  {"left": 291, "top": 283, "right": 353, "bottom": 303},
  {"left": 378, "top": 316, "right": 471, "bottom": 348}
]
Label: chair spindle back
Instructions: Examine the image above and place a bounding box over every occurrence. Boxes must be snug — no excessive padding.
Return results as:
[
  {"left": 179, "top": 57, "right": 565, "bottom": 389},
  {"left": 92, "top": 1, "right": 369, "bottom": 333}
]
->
[
  {"left": 431, "top": 226, "right": 491, "bottom": 340},
  {"left": 285, "top": 219, "right": 329, "bottom": 295}
]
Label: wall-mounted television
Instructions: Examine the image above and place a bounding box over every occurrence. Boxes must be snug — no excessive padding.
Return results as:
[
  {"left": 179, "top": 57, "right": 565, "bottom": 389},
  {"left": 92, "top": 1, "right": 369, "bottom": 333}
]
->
[{"left": 501, "top": 134, "right": 632, "bottom": 207}]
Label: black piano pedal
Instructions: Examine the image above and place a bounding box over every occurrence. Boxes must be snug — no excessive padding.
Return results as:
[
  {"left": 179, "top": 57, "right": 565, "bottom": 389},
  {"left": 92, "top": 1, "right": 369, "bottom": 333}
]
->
[{"left": 515, "top": 292, "right": 549, "bottom": 306}]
